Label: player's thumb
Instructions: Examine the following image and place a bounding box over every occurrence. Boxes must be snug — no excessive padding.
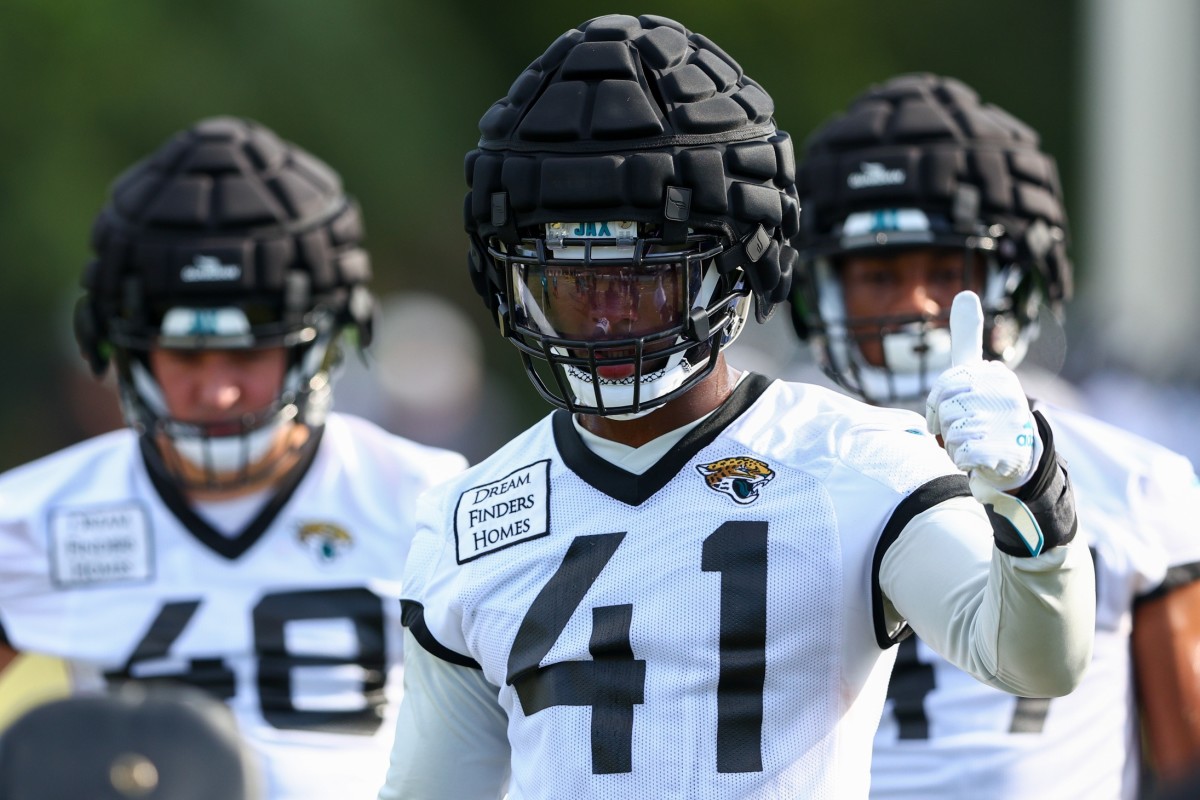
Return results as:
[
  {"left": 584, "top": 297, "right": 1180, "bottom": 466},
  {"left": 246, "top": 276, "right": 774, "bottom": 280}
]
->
[{"left": 950, "top": 290, "right": 985, "bottom": 367}]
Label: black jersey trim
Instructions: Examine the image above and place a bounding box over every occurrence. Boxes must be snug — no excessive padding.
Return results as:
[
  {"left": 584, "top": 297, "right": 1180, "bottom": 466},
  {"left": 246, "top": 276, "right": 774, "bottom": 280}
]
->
[
  {"left": 1136, "top": 561, "right": 1200, "bottom": 606},
  {"left": 400, "top": 599, "right": 482, "bottom": 670},
  {"left": 551, "top": 373, "right": 775, "bottom": 507},
  {"left": 870, "top": 474, "right": 972, "bottom": 649},
  {"left": 139, "top": 427, "right": 323, "bottom": 561}
]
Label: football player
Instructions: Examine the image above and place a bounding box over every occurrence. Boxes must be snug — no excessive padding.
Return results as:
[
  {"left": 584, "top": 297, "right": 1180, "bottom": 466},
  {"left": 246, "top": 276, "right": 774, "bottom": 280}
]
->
[
  {"left": 0, "top": 117, "right": 468, "bottom": 799},
  {"left": 378, "top": 16, "right": 1094, "bottom": 799},
  {"left": 789, "top": 73, "right": 1200, "bottom": 798}
]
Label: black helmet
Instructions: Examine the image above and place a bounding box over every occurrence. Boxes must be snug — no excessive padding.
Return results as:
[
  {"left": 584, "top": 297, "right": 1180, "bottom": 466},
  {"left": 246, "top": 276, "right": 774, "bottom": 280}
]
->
[
  {"left": 75, "top": 116, "right": 374, "bottom": 489},
  {"left": 464, "top": 14, "right": 799, "bottom": 415},
  {"left": 0, "top": 684, "right": 262, "bottom": 799},
  {"left": 792, "top": 73, "right": 1071, "bottom": 404}
]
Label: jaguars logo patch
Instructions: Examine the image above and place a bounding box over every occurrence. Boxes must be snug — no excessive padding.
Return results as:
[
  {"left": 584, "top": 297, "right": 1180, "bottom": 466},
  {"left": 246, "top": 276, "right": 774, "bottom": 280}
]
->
[
  {"left": 298, "top": 522, "right": 353, "bottom": 564},
  {"left": 696, "top": 456, "right": 775, "bottom": 505}
]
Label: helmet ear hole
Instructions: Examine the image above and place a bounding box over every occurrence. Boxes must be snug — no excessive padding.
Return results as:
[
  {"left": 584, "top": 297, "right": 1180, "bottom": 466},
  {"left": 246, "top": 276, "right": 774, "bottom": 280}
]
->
[{"left": 73, "top": 295, "right": 108, "bottom": 377}]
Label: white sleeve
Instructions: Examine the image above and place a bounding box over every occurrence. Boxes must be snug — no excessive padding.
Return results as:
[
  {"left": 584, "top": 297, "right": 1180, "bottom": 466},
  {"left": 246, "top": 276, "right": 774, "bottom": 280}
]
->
[
  {"left": 378, "top": 631, "right": 510, "bottom": 800},
  {"left": 879, "top": 496, "right": 1095, "bottom": 697}
]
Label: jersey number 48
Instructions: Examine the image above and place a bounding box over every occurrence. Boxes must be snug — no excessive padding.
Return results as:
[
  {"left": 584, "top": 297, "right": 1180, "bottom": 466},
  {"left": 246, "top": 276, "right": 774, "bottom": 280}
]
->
[{"left": 105, "top": 587, "right": 387, "bottom": 736}]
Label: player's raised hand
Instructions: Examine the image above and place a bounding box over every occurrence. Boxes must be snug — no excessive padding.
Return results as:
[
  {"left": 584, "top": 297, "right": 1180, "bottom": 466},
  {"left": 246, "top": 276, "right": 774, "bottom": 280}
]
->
[
  {"left": 926, "top": 291, "right": 1042, "bottom": 492},
  {"left": 949, "top": 289, "right": 985, "bottom": 368}
]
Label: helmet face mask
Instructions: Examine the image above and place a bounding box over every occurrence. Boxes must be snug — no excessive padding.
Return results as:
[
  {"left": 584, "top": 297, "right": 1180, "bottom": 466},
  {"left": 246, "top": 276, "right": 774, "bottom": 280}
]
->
[
  {"left": 802, "top": 239, "right": 1035, "bottom": 407},
  {"left": 792, "top": 74, "right": 1071, "bottom": 407},
  {"left": 116, "top": 304, "right": 341, "bottom": 492},
  {"left": 77, "top": 117, "right": 373, "bottom": 493},
  {"left": 464, "top": 14, "right": 799, "bottom": 418},
  {"left": 494, "top": 222, "right": 750, "bottom": 416}
]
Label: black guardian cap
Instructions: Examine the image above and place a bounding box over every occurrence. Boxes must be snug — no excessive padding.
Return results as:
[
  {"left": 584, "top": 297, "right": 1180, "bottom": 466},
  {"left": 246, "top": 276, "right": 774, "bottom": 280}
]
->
[
  {"left": 793, "top": 74, "right": 1072, "bottom": 404},
  {"left": 77, "top": 116, "right": 373, "bottom": 373},
  {"left": 75, "top": 117, "right": 374, "bottom": 490},
  {"left": 464, "top": 14, "right": 799, "bottom": 414}
]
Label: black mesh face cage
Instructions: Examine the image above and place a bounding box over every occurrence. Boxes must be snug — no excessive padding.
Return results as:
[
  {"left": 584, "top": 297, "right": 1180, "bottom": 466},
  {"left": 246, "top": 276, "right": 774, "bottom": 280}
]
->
[
  {"left": 462, "top": 14, "right": 799, "bottom": 413},
  {"left": 791, "top": 73, "right": 1072, "bottom": 379}
]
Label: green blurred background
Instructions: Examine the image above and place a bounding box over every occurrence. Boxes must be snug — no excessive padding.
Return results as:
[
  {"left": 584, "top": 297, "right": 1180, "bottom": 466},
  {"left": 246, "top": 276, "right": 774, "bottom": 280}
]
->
[{"left": 4, "top": 0, "right": 1183, "bottom": 469}]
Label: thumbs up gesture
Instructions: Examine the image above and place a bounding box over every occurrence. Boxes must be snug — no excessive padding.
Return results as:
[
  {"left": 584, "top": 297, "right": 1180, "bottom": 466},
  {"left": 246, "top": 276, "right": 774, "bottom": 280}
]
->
[{"left": 926, "top": 292, "right": 1042, "bottom": 492}]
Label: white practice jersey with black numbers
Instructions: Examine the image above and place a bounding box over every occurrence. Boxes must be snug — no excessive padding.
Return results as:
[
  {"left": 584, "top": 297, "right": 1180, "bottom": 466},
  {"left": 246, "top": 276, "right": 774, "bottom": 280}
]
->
[
  {"left": 0, "top": 413, "right": 467, "bottom": 800},
  {"left": 871, "top": 402, "right": 1200, "bottom": 800},
  {"left": 402, "top": 375, "right": 975, "bottom": 800}
]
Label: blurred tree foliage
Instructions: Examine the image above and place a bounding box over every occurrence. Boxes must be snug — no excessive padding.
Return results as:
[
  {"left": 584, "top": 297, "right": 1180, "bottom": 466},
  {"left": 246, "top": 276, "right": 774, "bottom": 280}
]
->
[{"left": 0, "top": 0, "right": 1078, "bottom": 470}]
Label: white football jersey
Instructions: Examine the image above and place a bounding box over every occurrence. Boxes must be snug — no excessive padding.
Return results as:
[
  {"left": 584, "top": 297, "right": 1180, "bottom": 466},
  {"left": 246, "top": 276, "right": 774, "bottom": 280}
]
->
[
  {"left": 402, "top": 375, "right": 978, "bottom": 799},
  {"left": 871, "top": 402, "right": 1200, "bottom": 799},
  {"left": 0, "top": 413, "right": 467, "bottom": 800}
]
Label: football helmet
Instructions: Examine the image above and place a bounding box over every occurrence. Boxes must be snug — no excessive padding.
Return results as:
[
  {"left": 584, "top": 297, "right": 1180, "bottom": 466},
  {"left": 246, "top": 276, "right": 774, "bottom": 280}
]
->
[
  {"left": 75, "top": 117, "right": 374, "bottom": 490},
  {"left": 791, "top": 73, "right": 1072, "bottom": 405},
  {"left": 465, "top": 14, "right": 799, "bottom": 417}
]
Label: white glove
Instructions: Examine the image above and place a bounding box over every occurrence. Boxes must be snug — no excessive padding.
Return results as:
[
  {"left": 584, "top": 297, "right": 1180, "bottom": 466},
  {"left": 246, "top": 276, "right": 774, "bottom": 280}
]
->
[{"left": 926, "top": 291, "right": 1043, "bottom": 492}]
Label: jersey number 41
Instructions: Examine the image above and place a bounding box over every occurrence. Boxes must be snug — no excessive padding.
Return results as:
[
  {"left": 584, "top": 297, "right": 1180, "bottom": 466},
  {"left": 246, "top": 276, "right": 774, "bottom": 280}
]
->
[{"left": 506, "top": 525, "right": 767, "bottom": 775}]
